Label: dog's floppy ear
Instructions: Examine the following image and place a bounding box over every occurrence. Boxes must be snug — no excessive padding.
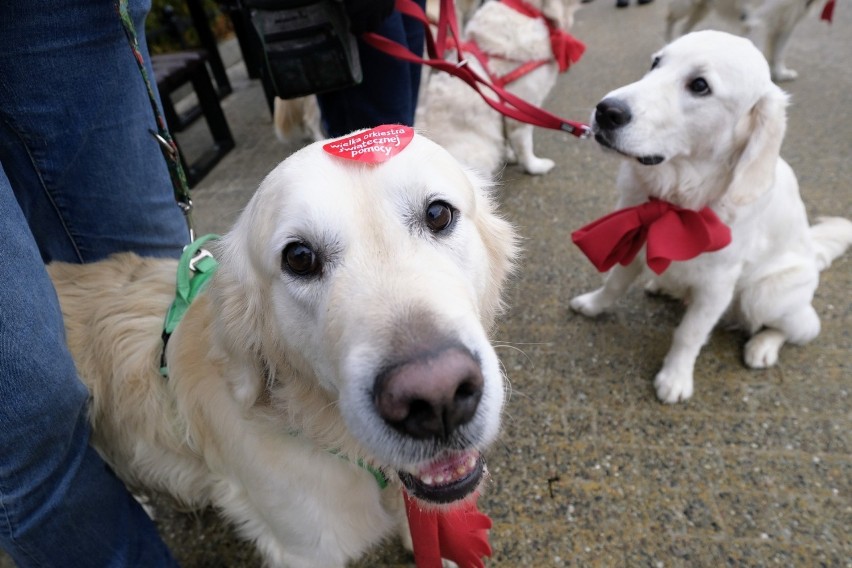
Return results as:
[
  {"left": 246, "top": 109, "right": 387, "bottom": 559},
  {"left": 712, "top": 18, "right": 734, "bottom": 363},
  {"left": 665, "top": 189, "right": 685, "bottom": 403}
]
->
[
  {"left": 207, "top": 195, "right": 282, "bottom": 408},
  {"left": 727, "top": 85, "right": 789, "bottom": 205}
]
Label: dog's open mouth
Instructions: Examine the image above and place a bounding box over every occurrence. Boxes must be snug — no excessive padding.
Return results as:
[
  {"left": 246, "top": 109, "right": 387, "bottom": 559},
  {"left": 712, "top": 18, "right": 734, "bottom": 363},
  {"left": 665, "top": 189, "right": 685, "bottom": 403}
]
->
[
  {"left": 398, "top": 450, "right": 485, "bottom": 504},
  {"left": 595, "top": 132, "right": 665, "bottom": 166}
]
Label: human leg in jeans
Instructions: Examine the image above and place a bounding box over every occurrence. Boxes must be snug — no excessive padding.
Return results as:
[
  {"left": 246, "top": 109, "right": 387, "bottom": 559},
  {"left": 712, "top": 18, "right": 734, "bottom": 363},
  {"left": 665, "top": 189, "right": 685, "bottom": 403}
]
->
[
  {"left": 316, "top": 0, "right": 427, "bottom": 137},
  {"left": 0, "top": 0, "right": 186, "bottom": 565}
]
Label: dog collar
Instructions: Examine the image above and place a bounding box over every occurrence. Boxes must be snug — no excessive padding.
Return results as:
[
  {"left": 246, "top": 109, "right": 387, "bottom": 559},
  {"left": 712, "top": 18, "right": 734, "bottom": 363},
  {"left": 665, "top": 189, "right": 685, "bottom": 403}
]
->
[{"left": 572, "top": 199, "right": 732, "bottom": 274}]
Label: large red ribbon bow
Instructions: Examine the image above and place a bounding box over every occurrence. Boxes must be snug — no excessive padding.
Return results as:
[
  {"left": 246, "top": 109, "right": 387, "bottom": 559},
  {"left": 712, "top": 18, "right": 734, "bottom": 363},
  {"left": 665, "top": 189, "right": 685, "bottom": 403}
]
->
[
  {"left": 821, "top": 0, "right": 835, "bottom": 22},
  {"left": 571, "top": 199, "right": 732, "bottom": 274},
  {"left": 404, "top": 491, "right": 493, "bottom": 568}
]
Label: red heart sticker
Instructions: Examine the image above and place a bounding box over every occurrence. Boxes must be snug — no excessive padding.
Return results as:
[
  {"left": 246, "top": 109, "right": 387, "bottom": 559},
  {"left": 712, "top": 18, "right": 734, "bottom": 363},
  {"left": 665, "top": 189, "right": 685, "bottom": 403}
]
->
[{"left": 323, "top": 125, "right": 414, "bottom": 164}]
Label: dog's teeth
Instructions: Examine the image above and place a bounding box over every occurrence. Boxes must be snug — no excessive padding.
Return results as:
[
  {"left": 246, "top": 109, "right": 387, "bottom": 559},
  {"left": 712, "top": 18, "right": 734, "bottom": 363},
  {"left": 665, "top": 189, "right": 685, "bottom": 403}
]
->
[
  {"left": 435, "top": 475, "right": 445, "bottom": 484},
  {"left": 456, "top": 466, "right": 467, "bottom": 475},
  {"left": 467, "top": 456, "right": 476, "bottom": 468},
  {"left": 421, "top": 475, "right": 433, "bottom": 485}
]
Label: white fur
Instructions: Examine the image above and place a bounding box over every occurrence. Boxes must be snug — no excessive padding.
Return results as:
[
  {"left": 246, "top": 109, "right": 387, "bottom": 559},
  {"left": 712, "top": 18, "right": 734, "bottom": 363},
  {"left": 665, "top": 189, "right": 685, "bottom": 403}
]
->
[
  {"left": 416, "top": 0, "right": 582, "bottom": 177},
  {"left": 48, "top": 132, "right": 517, "bottom": 566},
  {"left": 665, "top": 0, "right": 826, "bottom": 82},
  {"left": 570, "top": 31, "right": 852, "bottom": 403}
]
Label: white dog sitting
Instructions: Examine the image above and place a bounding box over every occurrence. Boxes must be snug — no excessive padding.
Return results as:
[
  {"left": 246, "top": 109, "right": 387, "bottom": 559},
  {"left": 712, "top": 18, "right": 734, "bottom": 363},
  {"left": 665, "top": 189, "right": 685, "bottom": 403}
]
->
[
  {"left": 48, "top": 127, "right": 518, "bottom": 566},
  {"left": 570, "top": 31, "right": 851, "bottom": 403},
  {"left": 665, "top": 0, "right": 836, "bottom": 82}
]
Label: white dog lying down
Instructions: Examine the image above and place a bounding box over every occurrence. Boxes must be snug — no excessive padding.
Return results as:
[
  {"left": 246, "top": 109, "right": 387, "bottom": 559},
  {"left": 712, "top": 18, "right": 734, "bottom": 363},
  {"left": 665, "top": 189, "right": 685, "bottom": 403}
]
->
[
  {"left": 665, "top": 0, "right": 833, "bottom": 82},
  {"left": 416, "top": 0, "right": 583, "bottom": 176},
  {"left": 570, "top": 30, "right": 852, "bottom": 403},
  {"left": 48, "top": 129, "right": 517, "bottom": 567}
]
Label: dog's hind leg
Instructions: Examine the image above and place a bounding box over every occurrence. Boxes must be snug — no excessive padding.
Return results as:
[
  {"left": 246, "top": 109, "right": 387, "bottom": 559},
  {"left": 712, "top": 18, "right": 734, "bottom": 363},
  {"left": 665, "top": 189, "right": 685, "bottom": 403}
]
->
[
  {"left": 765, "top": 24, "right": 798, "bottom": 82},
  {"left": 506, "top": 120, "right": 554, "bottom": 175},
  {"left": 744, "top": 303, "right": 820, "bottom": 368},
  {"left": 666, "top": 0, "right": 712, "bottom": 40}
]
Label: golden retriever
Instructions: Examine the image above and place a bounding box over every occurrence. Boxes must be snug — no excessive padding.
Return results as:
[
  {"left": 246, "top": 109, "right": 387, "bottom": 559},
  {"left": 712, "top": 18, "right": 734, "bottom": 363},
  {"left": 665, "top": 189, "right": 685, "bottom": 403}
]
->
[
  {"left": 416, "top": 0, "right": 583, "bottom": 176},
  {"left": 569, "top": 31, "right": 852, "bottom": 403},
  {"left": 665, "top": 0, "right": 830, "bottom": 82},
  {"left": 48, "top": 129, "right": 517, "bottom": 567}
]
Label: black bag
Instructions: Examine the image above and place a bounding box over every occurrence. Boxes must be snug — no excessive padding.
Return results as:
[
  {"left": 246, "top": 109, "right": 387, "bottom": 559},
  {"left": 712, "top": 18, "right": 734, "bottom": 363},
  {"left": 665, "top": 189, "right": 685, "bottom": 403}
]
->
[{"left": 243, "top": 0, "right": 362, "bottom": 99}]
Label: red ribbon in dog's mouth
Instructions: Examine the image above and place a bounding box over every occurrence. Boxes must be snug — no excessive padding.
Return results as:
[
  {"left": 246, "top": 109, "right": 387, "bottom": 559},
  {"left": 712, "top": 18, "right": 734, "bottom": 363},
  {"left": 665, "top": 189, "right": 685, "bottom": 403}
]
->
[{"left": 398, "top": 450, "right": 484, "bottom": 504}]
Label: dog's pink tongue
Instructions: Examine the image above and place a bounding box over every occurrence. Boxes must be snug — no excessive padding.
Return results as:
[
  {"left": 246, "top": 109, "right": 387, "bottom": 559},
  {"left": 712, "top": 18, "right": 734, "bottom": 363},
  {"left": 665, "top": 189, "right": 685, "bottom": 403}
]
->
[
  {"left": 415, "top": 450, "right": 478, "bottom": 485},
  {"left": 403, "top": 490, "right": 492, "bottom": 568}
]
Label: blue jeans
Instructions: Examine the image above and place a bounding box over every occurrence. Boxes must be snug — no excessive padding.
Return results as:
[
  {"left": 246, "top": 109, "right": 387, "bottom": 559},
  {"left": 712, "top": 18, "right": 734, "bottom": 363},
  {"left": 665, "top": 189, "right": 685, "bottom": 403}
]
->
[
  {"left": 0, "top": 0, "right": 186, "bottom": 566},
  {"left": 316, "top": 1, "right": 427, "bottom": 137}
]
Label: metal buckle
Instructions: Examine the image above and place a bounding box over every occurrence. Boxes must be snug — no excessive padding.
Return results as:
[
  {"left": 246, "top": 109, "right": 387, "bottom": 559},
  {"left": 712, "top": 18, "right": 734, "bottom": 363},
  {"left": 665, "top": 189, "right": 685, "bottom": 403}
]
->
[{"left": 188, "top": 248, "right": 214, "bottom": 272}]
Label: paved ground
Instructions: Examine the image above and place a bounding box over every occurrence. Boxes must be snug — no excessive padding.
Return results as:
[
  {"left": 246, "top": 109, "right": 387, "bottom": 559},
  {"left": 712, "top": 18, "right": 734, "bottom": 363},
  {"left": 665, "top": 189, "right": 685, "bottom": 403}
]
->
[{"left": 3, "top": 1, "right": 849, "bottom": 567}]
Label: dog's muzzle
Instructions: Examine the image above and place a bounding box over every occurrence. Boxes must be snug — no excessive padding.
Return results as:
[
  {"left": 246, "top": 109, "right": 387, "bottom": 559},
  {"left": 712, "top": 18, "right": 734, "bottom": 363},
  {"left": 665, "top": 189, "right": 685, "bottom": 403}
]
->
[
  {"left": 594, "top": 97, "right": 664, "bottom": 166},
  {"left": 373, "top": 343, "right": 487, "bottom": 503}
]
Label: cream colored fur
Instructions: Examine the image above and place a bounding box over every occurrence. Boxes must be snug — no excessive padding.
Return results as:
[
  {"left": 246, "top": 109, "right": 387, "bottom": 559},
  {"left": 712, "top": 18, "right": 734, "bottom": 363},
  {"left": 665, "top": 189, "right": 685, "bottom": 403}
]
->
[
  {"left": 665, "top": 0, "right": 826, "bottom": 82},
  {"left": 48, "top": 132, "right": 517, "bottom": 567},
  {"left": 569, "top": 31, "right": 852, "bottom": 403}
]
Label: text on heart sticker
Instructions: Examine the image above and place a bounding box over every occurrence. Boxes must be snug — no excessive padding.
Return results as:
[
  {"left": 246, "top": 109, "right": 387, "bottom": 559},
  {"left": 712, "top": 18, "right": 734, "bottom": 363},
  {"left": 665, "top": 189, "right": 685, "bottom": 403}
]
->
[{"left": 322, "top": 125, "right": 414, "bottom": 164}]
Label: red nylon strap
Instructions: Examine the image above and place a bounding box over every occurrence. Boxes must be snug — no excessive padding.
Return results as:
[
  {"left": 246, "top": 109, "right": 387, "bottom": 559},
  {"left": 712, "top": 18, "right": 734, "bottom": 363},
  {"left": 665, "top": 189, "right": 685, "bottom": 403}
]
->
[
  {"left": 493, "top": 59, "right": 549, "bottom": 88},
  {"left": 821, "top": 0, "right": 835, "bottom": 22},
  {"left": 362, "top": 0, "right": 591, "bottom": 137},
  {"left": 571, "top": 199, "right": 732, "bottom": 274},
  {"left": 403, "top": 491, "right": 493, "bottom": 568}
]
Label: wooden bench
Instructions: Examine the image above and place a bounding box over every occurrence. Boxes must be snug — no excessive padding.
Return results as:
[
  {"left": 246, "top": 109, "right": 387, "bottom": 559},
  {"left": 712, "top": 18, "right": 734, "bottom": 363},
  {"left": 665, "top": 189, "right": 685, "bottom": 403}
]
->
[{"left": 152, "top": 51, "right": 234, "bottom": 187}]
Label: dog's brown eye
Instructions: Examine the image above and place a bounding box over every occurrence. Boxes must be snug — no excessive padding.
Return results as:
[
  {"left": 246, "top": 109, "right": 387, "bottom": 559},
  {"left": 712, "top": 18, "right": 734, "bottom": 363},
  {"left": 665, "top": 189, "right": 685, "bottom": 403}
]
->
[
  {"left": 425, "top": 201, "right": 454, "bottom": 233},
  {"left": 282, "top": 242, "right": 320, "bottom": 277},
  {"left": 688, "top": 77, "right": 711, "bottom": 96}
]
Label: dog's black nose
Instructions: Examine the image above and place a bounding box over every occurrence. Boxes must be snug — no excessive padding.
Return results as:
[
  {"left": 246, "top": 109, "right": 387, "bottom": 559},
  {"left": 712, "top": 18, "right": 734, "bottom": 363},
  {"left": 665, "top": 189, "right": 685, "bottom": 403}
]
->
[
  {"left": 595, "top": 98, "right": 632, "bottom": 130},
  {"left": 373, "top": 346, "right": 483, "bottom": 440}
]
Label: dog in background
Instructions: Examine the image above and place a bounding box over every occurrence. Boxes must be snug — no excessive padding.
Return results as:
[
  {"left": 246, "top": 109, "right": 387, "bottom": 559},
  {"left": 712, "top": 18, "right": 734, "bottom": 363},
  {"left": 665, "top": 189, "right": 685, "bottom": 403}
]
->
[
  {"left": 48, "top": 130, "right": 517, "bottom": 566},
  {"left": 417, "top": 0, "right": 584, "bottom": 176},
  {"left": 570, "top": 30, "right": 852, "bottom": 403},
  {"left": 274, "top": 0, "right": 584, "bottom": 179},
  {"left": 665, "top": 0, "right": 833, "bottom": 82}
]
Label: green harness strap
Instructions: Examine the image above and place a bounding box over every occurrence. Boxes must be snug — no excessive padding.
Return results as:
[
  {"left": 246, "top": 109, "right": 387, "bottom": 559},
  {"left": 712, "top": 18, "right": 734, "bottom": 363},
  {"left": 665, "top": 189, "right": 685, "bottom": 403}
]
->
[{"left": 160, "top": 234, "right": 220, "bottom": 376}]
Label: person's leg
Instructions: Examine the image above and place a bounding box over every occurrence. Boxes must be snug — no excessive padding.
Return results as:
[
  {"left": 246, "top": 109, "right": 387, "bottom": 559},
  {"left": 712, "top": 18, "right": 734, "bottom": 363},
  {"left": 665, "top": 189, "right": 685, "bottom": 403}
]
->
[
  {"left": 0, "top": 166, "right": 178, "bottom": 567},
  {"left": 0, "top": 0, "right": 188, "bottom": 264},
  {"left": 0, "top": 0, "right": 185, "bottom": 564},
  {"left": 317, "top": 1, "right": 427, "bottom": 137}
]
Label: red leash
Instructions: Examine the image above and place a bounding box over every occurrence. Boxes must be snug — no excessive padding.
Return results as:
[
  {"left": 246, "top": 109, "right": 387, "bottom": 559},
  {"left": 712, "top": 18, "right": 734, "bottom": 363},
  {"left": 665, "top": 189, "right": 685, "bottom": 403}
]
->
[{"left": 361, "top": 0, "right": 592, "bottom": 138}]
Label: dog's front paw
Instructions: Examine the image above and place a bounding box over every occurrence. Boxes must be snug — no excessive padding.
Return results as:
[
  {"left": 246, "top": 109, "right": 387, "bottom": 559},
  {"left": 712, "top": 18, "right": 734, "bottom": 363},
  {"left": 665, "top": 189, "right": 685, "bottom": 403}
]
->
[
  {"left": 570, "top": 290, "right": 607, "bottom": 317},
  {"left": 522, "top": 157, "right": 555, "bottom": 175},
  {"left": 771, "top": 66, "right": 798, "bottom": 82},
  {"left": 654, "top": 368, "right": 694, "bottom": 403}
]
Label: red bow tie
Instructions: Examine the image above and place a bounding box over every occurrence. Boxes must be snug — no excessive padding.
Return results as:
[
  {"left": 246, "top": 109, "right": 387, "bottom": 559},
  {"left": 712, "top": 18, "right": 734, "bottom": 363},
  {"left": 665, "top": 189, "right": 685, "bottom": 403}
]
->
[
  {"left": 821, "top": 0, "right": 835, "bottom": 22},
  {"left": 550, "top": 28, "right": 585, "bottom": 72},
  {"left": 572, "top": 199, "right": 732, "bottom": 274},
  {"left": 404, "top": 491, "right": 493, "bottom": 568}
]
